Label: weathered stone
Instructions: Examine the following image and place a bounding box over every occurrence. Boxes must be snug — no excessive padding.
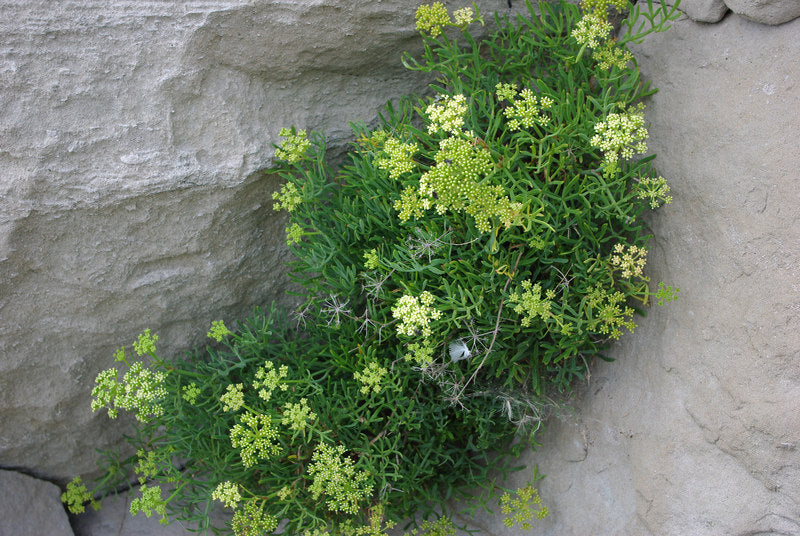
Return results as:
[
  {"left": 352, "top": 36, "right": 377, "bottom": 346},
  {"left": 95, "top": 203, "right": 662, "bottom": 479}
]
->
[
  {"left": 72, "top": 486, "right": 229, "bottom": 536},
  {"left": 724, "top": 0, "right": 800, "bottom": 24},
  {"left": 665, "top": 0, "right": 730, "bottom": 22},
  {"left": 0, "top": 0, "right": 527, "bottom": 482},
  {"left": 0, "top": 470, "right": 74, "bottom": 536}
]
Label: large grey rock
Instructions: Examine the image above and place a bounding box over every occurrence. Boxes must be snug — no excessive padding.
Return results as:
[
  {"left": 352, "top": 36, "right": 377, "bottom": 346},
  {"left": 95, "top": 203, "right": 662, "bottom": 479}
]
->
[
  {"left": 724, "top": 0, "right": 800, "bottom": 24},
  {"left": 0, "top": 470, "right": 74, "bottom": 536},
  {"left": 456, "top": 12, "right": 800, "bottom": 536},
  {"left": 665, "top": 0, "right": 730, "bottom": 22},
  {"left": 0, "top": 0, "right": 526, "bottom": 483}
]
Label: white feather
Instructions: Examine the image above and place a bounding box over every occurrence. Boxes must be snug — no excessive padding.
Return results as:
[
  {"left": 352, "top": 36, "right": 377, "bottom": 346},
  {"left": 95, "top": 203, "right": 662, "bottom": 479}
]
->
[{"left": 448, "top": 340, "right": 472, "bottom": 362}]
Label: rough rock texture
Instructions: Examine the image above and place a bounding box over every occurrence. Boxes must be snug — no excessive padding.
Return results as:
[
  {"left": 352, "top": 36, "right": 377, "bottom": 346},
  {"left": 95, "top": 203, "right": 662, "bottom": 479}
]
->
[
  {"left": 666, "top": 0, "right": 730, "bottom": 22},
  {"left": 0, "top": 470, "right": 74, "bottom": 536},
  {"left": 724, "top": 0, "right": 800, "bottom": 24},
  {"left": 0, "top": 0, "right": 526, "bottom": 482},
  {"left": 71, "top": 487, "right": 228, "bottom": 536},
  {"left": 459, "top": 12, "right": 800, "bottom": 536}
]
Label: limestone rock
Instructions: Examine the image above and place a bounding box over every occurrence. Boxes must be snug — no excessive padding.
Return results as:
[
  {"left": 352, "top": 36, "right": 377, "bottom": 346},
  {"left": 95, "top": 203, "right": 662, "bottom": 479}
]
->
[
  {"left": 0, "top": 0, "right": 531, "bottom": 482},
  {"left": 724, "top": 0, "right": 800, "bottom": 24},
  {"left": 0, "top": 470, "right": 74, "bottom": 536},
  {"left": 665, "top": 0, "right": 730, "bottom": 22}
]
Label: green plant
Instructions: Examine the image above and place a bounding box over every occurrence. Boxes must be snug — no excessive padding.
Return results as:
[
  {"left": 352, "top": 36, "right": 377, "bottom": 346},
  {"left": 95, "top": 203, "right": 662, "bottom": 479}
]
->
[{"left": 65, "top": 1, "right": 679, "bottom": 534}]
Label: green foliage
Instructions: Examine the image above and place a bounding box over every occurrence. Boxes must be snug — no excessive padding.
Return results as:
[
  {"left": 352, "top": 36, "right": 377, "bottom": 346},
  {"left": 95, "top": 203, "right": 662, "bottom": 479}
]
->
[{"left": 65, "top": 1, "right": 680, "bottom": 534}]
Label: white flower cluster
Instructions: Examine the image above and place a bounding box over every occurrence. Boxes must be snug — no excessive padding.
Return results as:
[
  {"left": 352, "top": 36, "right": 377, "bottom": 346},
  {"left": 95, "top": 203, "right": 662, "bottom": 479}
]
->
[
  {"left": 571, "top": 12, "right": 612, "bottom": 48},
  {"left": 212, "top": 481, "right": 242, "bottom": 509},
  {"left": 392, "top": 291, "right": 442, "bottom": 337},
  {"left": 591, "top": 105, "right": 648, "bottom": 168},
  {"left": 426, "top": 94, "right": 468, "bottom": 135}
]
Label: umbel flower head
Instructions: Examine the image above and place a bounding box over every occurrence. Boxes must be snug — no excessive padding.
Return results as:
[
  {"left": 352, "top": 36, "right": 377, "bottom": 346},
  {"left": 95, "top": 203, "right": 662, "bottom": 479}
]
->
[
  {"left": 275, "top": 127, "right": 310, "bottom": 163},
  {"left": 392, "top": 290, "right": 442, "bottom": 338},
  {"left": 307, "top": 443, "right": 373, "bottom": 515}
]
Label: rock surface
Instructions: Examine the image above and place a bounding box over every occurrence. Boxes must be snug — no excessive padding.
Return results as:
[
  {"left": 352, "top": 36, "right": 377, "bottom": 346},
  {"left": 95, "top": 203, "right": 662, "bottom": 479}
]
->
[
  {"left": 0, "top": 0, "right": 526, "bottom": 482},
  {"left": 459, "top": 11, "right": 800, "bottom": 536},
  {"left": 724, "top": 0, "right": 800, "bottom": 24},
  {"left": 666, "top": 0, "right": 730, "bottom": 22},
  {"left": 72, "top": 486, "right": 229, "bottom": 536},
  {"left": 0, "top": 470, "right": 74, "bottom": 536}
]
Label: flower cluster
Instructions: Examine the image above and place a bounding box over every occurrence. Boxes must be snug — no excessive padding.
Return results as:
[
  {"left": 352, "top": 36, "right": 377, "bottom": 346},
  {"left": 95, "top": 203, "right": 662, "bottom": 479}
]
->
[
  {"left": 354, "top": 362, "right": 388, "bottom": 394},
  {"left": 212, "top": 481, "right": 242, "bottom": 509},
  {"left": 453, "top": 7, "right": 475, "bottom": 26},
  {"left": 571, "top": 12, "right": 612, "bottom": 48},
  {"left": 375, "top": 137, "right": 418, "bottom": 179},
  {"left": 591, "top": 104, "right": 648, "bottom": 175},
  {"left": 426, "top": 94, "right": 468, "bottom": 135},
  {"left": 230, "top": 411, "right": 281, "bottom": 467},
  {"left": 403, "top": 340, "right": 435, "bottom": 367},
  {"left": 285, "top": 223, "right": 304, "bottom": 246},
  {"left": 253, "top": 360, "right": 289, "bottom": 402},
  {"left": 394, "top": 186, "right": 427, "bottom": 222},
  {"left": 500, "top": 485, "right": 549, "bottom": 530},
  {"left": 207, "top": 319, "right": 233, "bottom": 342},
  {"left": 404, "top": 517, "right": 456, "bottom": 536},
  {"left": 272, "top": 182, "right": 303, "bottom": 212},
  {"left": 580, "top": 0, "right": 628, "bottom": 17},
  {"left": 130, "top": 484, "right": 168, "bottom": 525},
  {"left": 635, "top": 175, "right": 672, "bottom": 209},
  {"left": 134, "top": 449, "right": 160, "bottom": 484},
  {"left": 133, "top": 329, "right": 159, "bottom": 357},
  {"left": 232, "top": 499, "right": 279, "bottom": 536},
  {"left": 586, "top": 284, "right": 636, "bottom": 339},
  {"left": 655, "top": 281, "right": 680, "bottom": 306},
  {"left": 416, "top": 135, "right": 515, "bottom": 232},
  {"left": 592, "top": 41, "right": 633, "bottom": 70},
  {"left": 91, "top": 360, "right": 167, "bottom": 423},
  {"left": 496, "top": 84, "right": 553, "bottom": 131},
  {"left": 182, "top": 382, "right": 201, "bottom": 404},
  {"left": 307, "top": 443, "right": 373, "bottom": 515},
  {"left": 275, "top": 128, "right": 310, "bottom": 163},
  {"left": 61, "top": 476, "right": 98, "bottom": 515},
  {"left": 363, "top": 248, "right": 380, "bottom": 270},
  {"left": 415, "top": 2, "right": 451, "bottom": 37},
  {"left": 281, "top": 398, "right": 316, "bottom": 432},
  {"left": 220, "top": 383, "right": 245, "bottom": 412},
  {"left": 392, "top": 291, "right": 442, "bottom": 337},
  {"left": 610, "top": 242, "right": 647, "bottom": 278},
  {"left": 508, "top": 280, "right": 555, "bottom": 327}
]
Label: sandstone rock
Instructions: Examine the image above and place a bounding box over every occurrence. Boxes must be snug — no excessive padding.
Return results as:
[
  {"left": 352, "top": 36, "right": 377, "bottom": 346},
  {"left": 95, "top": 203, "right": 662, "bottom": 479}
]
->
[
  {"left": 0, "top": 470, "right": 74, "bottom": 536},
  {"left": 0, "top": 0, "right": 527, "bottom": 482},
  {"left": 665, "top": 0, "right": 729, "bottom": 22},
  {"left": 724, "top": 0, "right": 800, "bottom": 24}
]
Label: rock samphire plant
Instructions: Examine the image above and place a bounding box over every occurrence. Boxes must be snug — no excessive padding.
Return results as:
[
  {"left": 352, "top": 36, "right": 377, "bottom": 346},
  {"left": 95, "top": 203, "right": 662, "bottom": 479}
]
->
[{"left": 64, "top": 1, "right": 679, "bottom": 534}]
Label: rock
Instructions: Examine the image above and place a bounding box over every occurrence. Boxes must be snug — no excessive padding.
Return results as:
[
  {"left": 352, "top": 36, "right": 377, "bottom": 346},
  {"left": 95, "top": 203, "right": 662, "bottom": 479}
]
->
[
  {"left": 72, "top": 486, "right": 229, "bottom": 536},
  {"left": 665, "top": 0, "right": 730, "bottom": 23},
  {"left": 724, "top": 0, "right": 800, "bottom": 24},
  {"left": 0, "top": 0, "right": 527, "bottom": 482},
  {"left": 0, "top": 470, "right": 74, "bottom": 536}
]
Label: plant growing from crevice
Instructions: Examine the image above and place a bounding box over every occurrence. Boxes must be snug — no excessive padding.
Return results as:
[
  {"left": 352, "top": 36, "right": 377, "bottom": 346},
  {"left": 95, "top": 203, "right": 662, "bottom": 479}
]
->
[{"left": 64, "top": 1, "right": 679, "bottom": 534}]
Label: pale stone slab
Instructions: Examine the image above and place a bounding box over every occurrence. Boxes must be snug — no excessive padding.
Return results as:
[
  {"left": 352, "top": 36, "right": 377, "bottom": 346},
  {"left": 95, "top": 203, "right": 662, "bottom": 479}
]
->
[{"left": 0, "top": 470, "right": 74, "bottom": 536}]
